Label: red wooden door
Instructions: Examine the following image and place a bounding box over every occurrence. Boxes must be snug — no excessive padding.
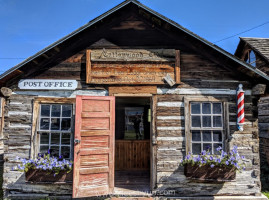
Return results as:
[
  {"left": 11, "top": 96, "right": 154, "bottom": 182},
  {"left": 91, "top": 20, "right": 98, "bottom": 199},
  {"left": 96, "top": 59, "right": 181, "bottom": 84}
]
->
[{"left": 73, "top": 96, "right": 115, "bottom": 198}]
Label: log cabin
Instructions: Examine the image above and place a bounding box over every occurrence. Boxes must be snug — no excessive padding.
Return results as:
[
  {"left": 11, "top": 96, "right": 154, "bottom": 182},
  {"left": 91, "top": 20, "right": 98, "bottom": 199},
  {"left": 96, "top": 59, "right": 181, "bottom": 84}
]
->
[
  {"left": 235, "top": 37, "right": 269, "bottom": 192},
  {"left": 0, "top": 0, "right": 269, "bottom": 199}
]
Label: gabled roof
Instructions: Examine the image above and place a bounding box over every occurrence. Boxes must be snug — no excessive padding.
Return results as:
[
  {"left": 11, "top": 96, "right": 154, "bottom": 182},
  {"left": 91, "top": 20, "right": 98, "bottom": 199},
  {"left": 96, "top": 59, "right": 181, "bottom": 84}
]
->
[
  {"left": 1, "top": 0, "right": 269, "bottom": 82},
  {"left": 235, "top": 37, "right": 269, "bottom": 63}
]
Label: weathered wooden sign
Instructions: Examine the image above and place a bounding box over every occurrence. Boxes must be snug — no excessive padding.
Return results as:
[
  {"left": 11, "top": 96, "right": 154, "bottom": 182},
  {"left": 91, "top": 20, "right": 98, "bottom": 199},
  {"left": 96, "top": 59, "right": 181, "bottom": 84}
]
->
[
  {"left": 18, "top": 79, "right": 78, "bottom": 90},
  {"left": 89, "top": 63, "right": 175, "bottom": 84},
  {"left": 91, "top": 49, "right": 175, "bottom": 62},
  {"left": 86, "top": 49, "right": 180, "bottom": 85}
]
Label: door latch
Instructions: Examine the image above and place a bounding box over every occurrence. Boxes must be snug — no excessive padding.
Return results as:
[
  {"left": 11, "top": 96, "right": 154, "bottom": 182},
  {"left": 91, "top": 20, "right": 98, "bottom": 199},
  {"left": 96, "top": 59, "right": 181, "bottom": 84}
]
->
[{"left": 74, "top": 139, "right": 81, "bottom": 144}]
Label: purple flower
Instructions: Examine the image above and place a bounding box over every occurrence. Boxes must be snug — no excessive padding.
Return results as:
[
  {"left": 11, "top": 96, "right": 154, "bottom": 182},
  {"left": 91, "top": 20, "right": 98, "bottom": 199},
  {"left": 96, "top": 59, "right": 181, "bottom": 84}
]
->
[
  {"left": 216, "top": 146, "right": 222, "bottom": 151},
  {"left": 225, "top": 161, "right": 229, "bottom": 165},
  {"left": 210, "top": 164, "right": 215, "bottom": 168}
]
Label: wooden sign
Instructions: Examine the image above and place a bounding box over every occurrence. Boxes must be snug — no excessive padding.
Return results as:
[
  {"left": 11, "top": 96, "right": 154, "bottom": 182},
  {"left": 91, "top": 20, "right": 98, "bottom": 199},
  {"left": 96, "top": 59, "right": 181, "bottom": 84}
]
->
[
  {"left": 86, "top": 49, "right": 180, "bottom": 85},
  {"left": 18, "top": 79, "right": 78, "bottom": 90},
  {"left": 91, "top": 49, "right": 175, "bottom": 62},
  {"left": 89, "top": 63, "right": 175, "bottom": 84}
]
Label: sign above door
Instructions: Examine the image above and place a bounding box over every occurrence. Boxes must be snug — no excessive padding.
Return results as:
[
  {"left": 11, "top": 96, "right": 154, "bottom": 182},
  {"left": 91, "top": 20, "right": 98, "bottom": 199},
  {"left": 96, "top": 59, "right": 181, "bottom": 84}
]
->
[{"left": 86, "top": 49, "right": 180, "bottom": 85}]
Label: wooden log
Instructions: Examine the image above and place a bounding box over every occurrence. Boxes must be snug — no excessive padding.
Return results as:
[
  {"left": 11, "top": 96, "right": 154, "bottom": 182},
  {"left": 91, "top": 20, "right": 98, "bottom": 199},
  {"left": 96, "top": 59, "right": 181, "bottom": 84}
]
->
[
  {"left": 1, "top": 87, "right": 12, "bottom": 97},
  {"left": 252, "top": 84, "right": 266, "bottom": 95},
  {"left": 109, "top": 86, "right": 157, "bottom": 95},
  {"left": 157, "top": 129, "right": 185, "bottom": 137},
  {"left": 157, "top": 94, "right": 183, "bottom": 102},
  {"left": 156, "top": 107, "right": 184, "bottom": 116},
  {"left": 156, "top": 119, "right": 184, "bottom": 127}
]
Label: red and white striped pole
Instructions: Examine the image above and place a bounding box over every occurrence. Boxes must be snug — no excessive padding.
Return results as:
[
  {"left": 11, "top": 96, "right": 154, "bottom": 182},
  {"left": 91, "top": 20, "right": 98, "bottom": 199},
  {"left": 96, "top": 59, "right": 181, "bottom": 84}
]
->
[{"left": 237, "top": 84, "right": 245, "bottom": 131}]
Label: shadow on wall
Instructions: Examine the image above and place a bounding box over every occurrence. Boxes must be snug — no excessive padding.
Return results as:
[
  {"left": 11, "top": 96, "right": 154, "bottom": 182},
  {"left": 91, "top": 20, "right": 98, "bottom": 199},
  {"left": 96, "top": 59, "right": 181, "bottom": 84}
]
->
[{"left": 260, "top": 138, "right": 269, "bottom": 191}]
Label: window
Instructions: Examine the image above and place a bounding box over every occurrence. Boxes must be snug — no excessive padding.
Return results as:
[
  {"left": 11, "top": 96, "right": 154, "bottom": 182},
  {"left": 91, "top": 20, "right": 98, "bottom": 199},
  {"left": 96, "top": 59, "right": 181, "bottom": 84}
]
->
[
  {"left": 38, "top": 104, "right": 73, "bottom": 159},
  {"left": 245, "top": 50, "right": 256, "bottom": 67},
  {"left": 190, "top": 102, "right": 223, "bottom": 154}
]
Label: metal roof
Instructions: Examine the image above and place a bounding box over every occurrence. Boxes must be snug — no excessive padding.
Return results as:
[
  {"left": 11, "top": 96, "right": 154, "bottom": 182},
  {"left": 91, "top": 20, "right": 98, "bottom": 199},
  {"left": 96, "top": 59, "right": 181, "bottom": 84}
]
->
[{"left": 1, "top": 0, "right": 269, "bottom": 81}]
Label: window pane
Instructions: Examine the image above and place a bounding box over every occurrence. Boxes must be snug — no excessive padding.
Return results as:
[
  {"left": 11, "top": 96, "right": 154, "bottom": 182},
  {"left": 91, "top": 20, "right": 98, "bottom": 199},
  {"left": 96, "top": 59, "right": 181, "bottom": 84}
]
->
[
  {"left": 62, "top": 105, "right": 72, "bottom": 117},
  {"left": 192, "top": 116, "right": 201, "bottom": 127},
  {"left": 41, "top": 105, "right": 50, "bottom": 117},
  {"left": 202, "top": 103, "right": 211, "bottom": 114},
  {"left": 213, "top": 131, "right": 222, "bottom": 142},
  {"left": 50, "top": 146, "right": 60, "bottom": 157},
  {"left": 62, "top": 133, "right": 71, "bottom": 145},
  {"left": 61, "top": 146, "right": 70, "bottom": 159},
  {"left": 192, "top": 131, "right": 201, "bottom": 141},
  {"left": 203, "top": 143, "right": 212, "bottom": 152},
  {"left": 40, "top": 118, "right": 50, "bottom": 130},
  {"left": 214, "top": 143, "right": 222, "bottom": 155},
  {"left": 51, "top": 105, "right": 61, "bottom": 117},
  {"left": 51, "top": 133, "right": 60, "bottom": 145},
  {"left": 202, "top": 116, "right": 211, "bottom": 127},
  {"left": 202, "top": 131, "right": 211, "bottom": 141},
  {"left": 61, "top": 118, "right": 71, "bottom": 131},
  {"left": 51, "top": 118, "right": 60, "bottom": 130},
  {"left": 192, "top": 143, "right": 201, "bottom": 154},
  {"left": 213, "top": 103, "right": 222, "bottom": 114},
  {"left": 40, "top": 146, "right": 49, "bottom": 154},
  {"left": 191, "top": 103, "right": 200, "bottom": 114},
  {"left": 213, "top": 116, "right": 222, "bottom": 127},
  {"left": 40, "top": 133, "right": 49, "bottom": 144}
]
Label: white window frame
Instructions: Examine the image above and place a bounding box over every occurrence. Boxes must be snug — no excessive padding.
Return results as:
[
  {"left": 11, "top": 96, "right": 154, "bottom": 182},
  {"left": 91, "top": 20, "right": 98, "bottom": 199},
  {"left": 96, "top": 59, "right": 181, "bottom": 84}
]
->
[
  {"left": 38, "top": 104, "right": 73, "bottom": 159},
  {"left": 190, "top": 102, "right": 223, "bottom": 154},
  {"left": 30, "top": 98, "right": 75, "bottom": 160},
  {"left": 184, "top": 96, "right": 229, "bottom": 155}
]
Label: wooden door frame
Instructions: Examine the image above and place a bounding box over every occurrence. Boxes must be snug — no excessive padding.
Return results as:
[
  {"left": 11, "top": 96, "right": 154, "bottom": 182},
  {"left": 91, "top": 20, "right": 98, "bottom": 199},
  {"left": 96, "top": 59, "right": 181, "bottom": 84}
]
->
[{"left": 113, "top": 94, "right": 155, "bottom": 192}]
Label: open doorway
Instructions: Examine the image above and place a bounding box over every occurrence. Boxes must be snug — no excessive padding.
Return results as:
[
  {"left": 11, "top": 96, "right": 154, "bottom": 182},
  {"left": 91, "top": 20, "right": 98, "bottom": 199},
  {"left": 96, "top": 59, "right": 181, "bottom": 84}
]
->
[{"left": 114, "top": 97, "right": 151, "bottom": 194}]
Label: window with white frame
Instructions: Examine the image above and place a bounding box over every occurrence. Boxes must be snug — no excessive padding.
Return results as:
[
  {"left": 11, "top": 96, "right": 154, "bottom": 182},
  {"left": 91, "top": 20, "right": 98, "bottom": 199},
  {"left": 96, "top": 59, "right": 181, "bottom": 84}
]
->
[
  {"left": 190, "top": 102, "right": 223, "bottom": 154},
  {"left": 38, "top": 104, "right": 73, "bottom": 159}
]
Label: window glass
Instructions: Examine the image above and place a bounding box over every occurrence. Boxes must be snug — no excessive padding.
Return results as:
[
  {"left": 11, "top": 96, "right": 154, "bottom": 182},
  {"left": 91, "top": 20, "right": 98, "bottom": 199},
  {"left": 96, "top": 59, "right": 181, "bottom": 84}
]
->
[
  {"left": 202, "top": 103, "right": 211, "bottom": 114},
  {"left": 202, "top": 131, "right": 211, "bottom": 141},
  {"left": 191, "top": 103, "right": 200, "bottom": 114},
  {"left": 191, "top": 116, "right": 201, "bottom": 127},
  {"left": 190, "top": 102, "right": 223, "bottom": 154},
  {"left": 39, "top": 104, "right": 72, "bottom": 159},
  {"left": 202, "top": 116, "right": 211, "bottom": 127},
  {"left": 192, "top": 131, "right": 201, "bottom": 141},
  {"left": 192, "top": 143, "right": 201, "bottom": 154}
]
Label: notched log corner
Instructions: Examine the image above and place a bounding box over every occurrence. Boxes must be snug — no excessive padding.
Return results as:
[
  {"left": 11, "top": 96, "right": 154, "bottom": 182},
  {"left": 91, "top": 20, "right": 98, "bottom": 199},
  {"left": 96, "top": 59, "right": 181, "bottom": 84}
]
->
[{"left": 0, "top": 87, "right": 12, "bottom": 97}]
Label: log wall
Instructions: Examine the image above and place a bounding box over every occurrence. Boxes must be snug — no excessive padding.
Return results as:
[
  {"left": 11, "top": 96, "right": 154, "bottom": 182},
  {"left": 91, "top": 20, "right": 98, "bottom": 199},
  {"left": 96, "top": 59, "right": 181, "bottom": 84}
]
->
[
  {"left": 2, "top": 46, "right": 262, "bottom": 198},
  {"left": 258, "top": 96, "right": 269, "bottom": 191},
  {"left": 154, "top": 87, "right": 261, "bottom": 196}
]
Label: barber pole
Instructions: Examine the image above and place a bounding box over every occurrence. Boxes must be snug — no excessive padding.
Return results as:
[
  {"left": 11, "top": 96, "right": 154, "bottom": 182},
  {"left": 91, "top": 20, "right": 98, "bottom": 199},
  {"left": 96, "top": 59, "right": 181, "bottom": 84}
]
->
[{"left": 237, "top": 84, "right": 245, "bottom": 131}]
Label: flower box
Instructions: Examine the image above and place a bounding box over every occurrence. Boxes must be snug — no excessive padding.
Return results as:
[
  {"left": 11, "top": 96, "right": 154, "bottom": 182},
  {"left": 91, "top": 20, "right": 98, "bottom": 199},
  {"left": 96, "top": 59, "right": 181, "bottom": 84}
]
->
[
  {"left": 184, "top": 164, "right": 236, "bottom": 182},
  {"left": 25, "top": 169, "right": 73, "bottom": 183}
]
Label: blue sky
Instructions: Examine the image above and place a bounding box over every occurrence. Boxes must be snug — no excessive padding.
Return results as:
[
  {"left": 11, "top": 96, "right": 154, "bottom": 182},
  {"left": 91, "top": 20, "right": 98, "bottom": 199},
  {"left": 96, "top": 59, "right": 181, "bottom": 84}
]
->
[{"left": 1, "top": 0, "right": 269, "bottom": 74}]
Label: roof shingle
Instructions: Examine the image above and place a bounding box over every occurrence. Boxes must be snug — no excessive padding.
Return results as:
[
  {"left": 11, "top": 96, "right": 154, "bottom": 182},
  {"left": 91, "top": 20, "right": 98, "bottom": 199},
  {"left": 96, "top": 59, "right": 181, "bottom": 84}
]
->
[{"left": 240, "top": 37, "right": 269, "bottom": 62}]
